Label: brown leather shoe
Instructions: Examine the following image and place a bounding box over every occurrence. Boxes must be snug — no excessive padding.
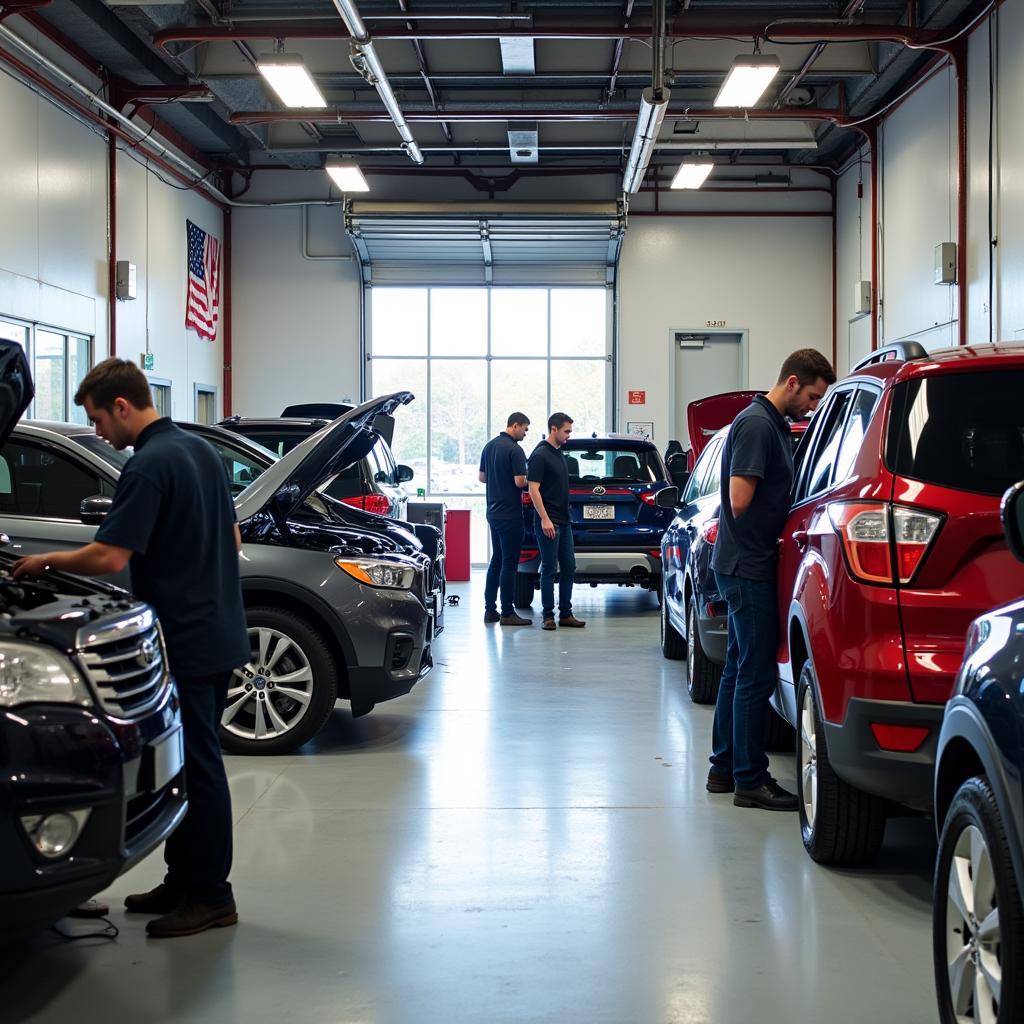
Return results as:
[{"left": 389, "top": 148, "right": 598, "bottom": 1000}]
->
[
  {"left": 124, "top": 882, "right": 182, "bottom": 915},
  {"left": 558, "top": 614, "right": 586, "bottom": 628},
  {"left": 542, "top": 618, "right": 557, "bottom": 630},
  {"left": 146, "top": 898, "right": 238, "bottom": 938},
  {"left": 500, "top": 613, "right": 531, "bottom": 626}
]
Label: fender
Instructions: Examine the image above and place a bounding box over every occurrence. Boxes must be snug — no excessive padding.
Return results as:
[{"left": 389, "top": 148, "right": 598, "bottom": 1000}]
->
[{"left": 776, "top": 600, "right": 813, "bottom": 727}]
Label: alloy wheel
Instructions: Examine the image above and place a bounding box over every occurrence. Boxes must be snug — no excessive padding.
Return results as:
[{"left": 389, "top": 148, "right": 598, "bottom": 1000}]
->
[
  {"left": 945, "top": 823, "right": 1002, "bottom": 1023},
  {"left": 223, "top": 627, "right": 315, "bottom": 742},
  {"left": 799, "top": 684, "right": 818, "bottom": 827}
]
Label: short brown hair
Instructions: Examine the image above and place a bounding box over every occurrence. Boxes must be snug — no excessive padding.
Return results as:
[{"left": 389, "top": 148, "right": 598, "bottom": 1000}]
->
[
  {"left": 777, "top": 349, "right": 836, "bottom": 388},
  {"left": 74, "top": 358, "right": 154, "bottom": 412}
]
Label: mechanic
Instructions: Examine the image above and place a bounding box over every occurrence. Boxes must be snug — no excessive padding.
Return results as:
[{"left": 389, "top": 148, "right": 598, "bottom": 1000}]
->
[
  {"left": 707, "top": 349, "right": 836, "bottom": 811},
  {"left": 527, "top": 412, "right": 586, "bottom": 631},
  {"left": 14, "top": 358, "right": 250, "bottom": 938},
  {"left": 479, "top": 411, "right": 533, "bottom": 626}
]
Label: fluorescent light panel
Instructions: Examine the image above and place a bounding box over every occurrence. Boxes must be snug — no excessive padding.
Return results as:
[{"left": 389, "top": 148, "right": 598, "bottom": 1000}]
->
[
  {"left": 257, "top": 53, "right": 326, "bottom": 108},
  {"left": 714, "top": 55, "right": 781, "bottom": 108},
  {"left": 671, "top": 162, "right": 714, "bottom": 190},
  {"left": 326, "top": 162, "right": 370, "bottom": 192}
]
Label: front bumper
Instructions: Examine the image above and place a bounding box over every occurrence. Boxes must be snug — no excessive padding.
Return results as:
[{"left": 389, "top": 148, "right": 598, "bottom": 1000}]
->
[
  {"left": 518, "top": 549, "right": 662, "bottom": 587},
  {"left": 823, "top": 697, "right": 946, "bottom": 811}
]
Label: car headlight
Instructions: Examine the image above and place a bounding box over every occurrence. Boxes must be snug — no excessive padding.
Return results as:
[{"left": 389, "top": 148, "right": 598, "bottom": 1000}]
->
[
  {"left": 0, "top": 643, "right": 92, "bottom": 708},
  {"left": 334, "top": 557, "right": 417, "bottom": 590}
]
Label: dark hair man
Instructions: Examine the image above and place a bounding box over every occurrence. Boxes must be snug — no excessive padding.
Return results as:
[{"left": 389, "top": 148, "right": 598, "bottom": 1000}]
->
[
  {"left": 707, "top": 348, "right": 836, "bottom": 811},
  {"left": 527, "top": 412, "right": 586, "bottom": 631},
  {"left": 13, "top": 358, "right": 250, "bottom": 937},
  {"left": 479, "top": 412, "right": 532, "bottom": 626}
]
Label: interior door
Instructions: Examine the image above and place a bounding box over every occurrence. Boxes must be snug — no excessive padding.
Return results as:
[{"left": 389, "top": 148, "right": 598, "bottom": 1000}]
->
[{"left": 673, "top": 333, "right": 743, "bottom": 452}]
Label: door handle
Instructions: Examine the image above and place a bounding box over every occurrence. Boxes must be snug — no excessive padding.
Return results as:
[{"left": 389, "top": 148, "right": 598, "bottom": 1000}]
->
[{"left": 793, "top": 529, "right": 808, "bottom": 550}]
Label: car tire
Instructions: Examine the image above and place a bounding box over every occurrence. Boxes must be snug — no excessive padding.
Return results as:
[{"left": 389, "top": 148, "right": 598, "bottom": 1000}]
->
[
  {"left": 220, "top": 607, "right": 339, "bottom": 756},
  {"left": 764, "top": 706, "right": 795, "bottom": 752},
  {"left": 686, "top": 597, "right": 722, "bottom": 703},
  {"left": 796, "top": 661, "right": 886, "bottom": 865},
  {"left": 660, "top": 587, "right": 686, "bottom": 660},
  {"left": 934, "top": 775, "right": 1024, "bottom": 1024},
  {"left": 514, "top": 573, "right": 535, "bottom": 609}
]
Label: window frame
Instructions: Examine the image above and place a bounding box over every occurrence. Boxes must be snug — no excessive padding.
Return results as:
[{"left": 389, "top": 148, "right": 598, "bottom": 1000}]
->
[
  {"left": 792, "top": 386, "right": 858, "bottom": 506},
  {"left": 0, "top": 437, "right": 105, "bottom": 522}
]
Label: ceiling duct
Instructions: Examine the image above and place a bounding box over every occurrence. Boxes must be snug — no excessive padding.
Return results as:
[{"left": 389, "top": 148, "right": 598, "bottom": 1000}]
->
[{"left": 622, "top": 0, "right": 668, "bottom": 195}]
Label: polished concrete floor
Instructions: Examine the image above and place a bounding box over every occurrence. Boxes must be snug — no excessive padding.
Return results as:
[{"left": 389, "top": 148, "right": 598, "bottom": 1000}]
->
[{"left": 4, "top": 574, "right": 938, "bottom": 1024}]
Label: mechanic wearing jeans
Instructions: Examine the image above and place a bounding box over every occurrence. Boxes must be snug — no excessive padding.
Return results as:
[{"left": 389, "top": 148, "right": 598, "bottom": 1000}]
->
[
  {"left": 708, "top": 349, "right": 835, "bottom": 811},
  {"left": 14, "top": 358, "right": 250, "bottom": 937},
  {"left": 527, "top": 412, "right": 586, "bottom": 631},
  {"left": 479, "top": 411, "right": 532, "bottom": 626}
]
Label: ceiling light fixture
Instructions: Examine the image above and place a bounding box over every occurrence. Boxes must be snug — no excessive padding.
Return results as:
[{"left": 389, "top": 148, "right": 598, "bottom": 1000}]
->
[
  {"left": 714, "top": 54, "right": 781, "bottom": 108},
  {"left": 326, "top": 161, "right": 370, "bottom": 192},
  {"left": 256, "top": 51, "right": 327, "bottom": 109},
  {"left": 670, "top": 162, "right": 714, "bottom": 190}
]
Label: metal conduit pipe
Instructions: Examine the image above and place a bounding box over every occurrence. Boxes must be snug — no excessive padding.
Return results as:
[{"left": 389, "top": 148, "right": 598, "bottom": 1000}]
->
[{"left": 328, "top": 0, "right": 424, "bottom": 164}]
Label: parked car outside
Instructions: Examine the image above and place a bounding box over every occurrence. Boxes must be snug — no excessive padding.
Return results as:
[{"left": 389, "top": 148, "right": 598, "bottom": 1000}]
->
[
  {"left": 514, "top": 434, "right": 678, "bottom": 608},
  {"left": 931, "top": 479, "right": 1024, "bottom": 1024},
  {"left": 0, "top": 393, "right": 444, "bottom": 756},
  {"left": 0, "top": 341, "right": 185, "bottom": 938}
]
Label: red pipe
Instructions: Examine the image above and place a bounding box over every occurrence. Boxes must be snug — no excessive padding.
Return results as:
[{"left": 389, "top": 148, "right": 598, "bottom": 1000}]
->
[
  {"left": 108, "top": 130, "right": 117, "bottom": 357},
  {"left": 222, "top": 209, "right": 232, "bottom": 415}
]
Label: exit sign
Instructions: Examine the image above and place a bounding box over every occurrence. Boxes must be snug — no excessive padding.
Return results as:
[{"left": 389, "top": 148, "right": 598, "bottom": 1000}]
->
[
  {"left": 140, "top": 352, "right": 155, "bottom": 371},
  {"left": 628, "top": 390, "right": 646, "bottom": 405}
]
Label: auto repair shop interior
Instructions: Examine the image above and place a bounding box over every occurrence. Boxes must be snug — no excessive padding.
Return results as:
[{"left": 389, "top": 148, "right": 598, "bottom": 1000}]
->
[{"left": 2, "top": 1, "right": 1024, "bottom": 1022}]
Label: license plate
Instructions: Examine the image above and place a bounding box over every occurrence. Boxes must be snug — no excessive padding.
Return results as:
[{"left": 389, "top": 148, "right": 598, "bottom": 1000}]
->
[
  {"left": 151, "top": 725, "right": 184, "bottom": 791},
  {"left": 583, "top": 504, "right": 615, "bottom": 521}
]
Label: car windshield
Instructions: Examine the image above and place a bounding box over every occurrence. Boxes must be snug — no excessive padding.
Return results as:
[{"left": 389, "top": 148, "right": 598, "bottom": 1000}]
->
[
  {"left": 564, "top": 446, "right": 663, "bottom": 484},
  {"left": 70, "top": 434, "right": 133, "bottom": 471}
]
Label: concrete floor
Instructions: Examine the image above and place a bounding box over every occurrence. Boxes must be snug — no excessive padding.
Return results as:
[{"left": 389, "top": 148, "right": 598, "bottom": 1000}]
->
[{"left": 3, "top": 574, "right": 938, "bottom": 1024}]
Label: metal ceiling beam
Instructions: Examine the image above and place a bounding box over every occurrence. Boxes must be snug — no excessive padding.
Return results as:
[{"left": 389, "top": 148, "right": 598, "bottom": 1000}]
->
[
  {"left": 396, "top": 0, "right": 456, "bottom": 157},
  {"left": 606, "top": 0, "right": 635, "bottom": 99}
]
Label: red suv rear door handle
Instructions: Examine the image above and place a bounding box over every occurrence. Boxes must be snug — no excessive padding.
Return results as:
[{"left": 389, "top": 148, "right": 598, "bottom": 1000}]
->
[{"left": 792, "top": 529, "right": 808, "bottom": 549}]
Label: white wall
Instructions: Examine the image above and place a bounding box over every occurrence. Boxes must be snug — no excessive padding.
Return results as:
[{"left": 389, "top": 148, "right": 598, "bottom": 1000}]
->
[{"left": 834, "top": 148, "right": 872, "bottom": 375}]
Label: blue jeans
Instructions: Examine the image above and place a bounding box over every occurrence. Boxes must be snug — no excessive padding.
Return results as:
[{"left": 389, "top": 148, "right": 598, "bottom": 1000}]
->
[
  {"left": 485, "top": 517, "right": 525, "bottom": 616},
  {"left": 709, "top": 571, "right": 779, "bottom": 790},
  {"left": 537, "top": 520, "right": 575, "bottom": 619}
]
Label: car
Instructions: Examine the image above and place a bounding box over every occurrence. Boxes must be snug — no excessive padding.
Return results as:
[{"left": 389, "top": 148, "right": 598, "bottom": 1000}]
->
[
  {"left": 0, "top": 393, "right": 444, "bottom": 756},
  {"left": 219, "top": 409, "right": 413, "bottom": 519},
  {"left": 514, "top": 434, "right": 679, "bottom": 608},
  {"left": 931, "top": 479, "right": 1024, "bottom": 1024},
  {"left": 772, "top": 341, "right": 1024, "bottom": 864},
  {"left": 0, "top": 340, "right": 186, "bottom": 938}
]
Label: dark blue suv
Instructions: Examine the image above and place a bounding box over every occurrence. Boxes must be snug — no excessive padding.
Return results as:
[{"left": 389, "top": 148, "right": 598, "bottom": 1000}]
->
[
  {"left": 514, "top": 435, "right": 677, "bottom": 608},
  {"left": 932, "top": 479, "right": 1024, "bottom": 1024}
]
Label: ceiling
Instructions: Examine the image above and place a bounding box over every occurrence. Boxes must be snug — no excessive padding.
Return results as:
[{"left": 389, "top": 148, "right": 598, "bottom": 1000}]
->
[{"left": 8, "top": 0, "right": 991, "bottom": 194}]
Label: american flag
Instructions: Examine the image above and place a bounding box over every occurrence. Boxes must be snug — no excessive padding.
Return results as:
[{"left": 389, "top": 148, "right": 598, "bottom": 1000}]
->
[{"left": 185, "top": 220, "right": 220, "bottom": 340}]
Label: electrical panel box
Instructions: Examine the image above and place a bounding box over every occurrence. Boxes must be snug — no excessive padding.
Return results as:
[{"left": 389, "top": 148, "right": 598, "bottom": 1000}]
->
[
  {"left": 115, "top": 260, "right": 137, "bottom": 301},
  {"left": 854, "top": 280, "right": 872, "bottom": 316},
  {"left": 934, "top": 242, "right": 957, "bottom": 285}
]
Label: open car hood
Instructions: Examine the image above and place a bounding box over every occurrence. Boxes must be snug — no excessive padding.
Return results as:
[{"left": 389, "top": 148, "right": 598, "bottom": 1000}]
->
[
  {"left": 234, "top": 391, "right": 414, "bottom": 524},
  {"left": 0, "top": 341, "right": 34, "bottom": 448},
  {"left": 687, "top": 391, "right": 761, "bottom": 458}
]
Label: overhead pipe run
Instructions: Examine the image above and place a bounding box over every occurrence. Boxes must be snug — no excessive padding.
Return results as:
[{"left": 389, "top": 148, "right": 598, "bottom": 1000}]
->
[{"left": 622, "top": 0, "right": 669, "bottom": 195}]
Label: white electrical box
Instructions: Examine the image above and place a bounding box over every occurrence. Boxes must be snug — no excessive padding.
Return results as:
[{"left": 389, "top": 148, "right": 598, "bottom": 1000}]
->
[
  {"left": 854, "top": 280, "right": 872, "bottom": 316},
  {"left": 115, "top": 260, "right": 137, "bottom": 301},
  {"left": 934, "top": 242, "right": 957, "bottom": 285}
]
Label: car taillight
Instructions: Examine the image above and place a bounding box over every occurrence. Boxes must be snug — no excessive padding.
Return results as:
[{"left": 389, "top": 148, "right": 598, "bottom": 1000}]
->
[
  {"left": 639, "top": 491, "right": 657, "bottom": 506},
  {"left": 341, "top": 494, "right": 392, "bottom": 516},
  {"left": 519, "top": 548, "right": 539, "bottom": 563},
  {"left": 700, "top": 519, "right": 719, "bottom": 545},
  {"left": 827, "top": 502, "right": 942, "bottom": 585}
]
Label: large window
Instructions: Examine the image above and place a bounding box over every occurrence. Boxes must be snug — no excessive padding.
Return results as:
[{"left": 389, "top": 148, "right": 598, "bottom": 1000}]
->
[{"left": 368, "top": 286, "right": 611, "bottom": 561}]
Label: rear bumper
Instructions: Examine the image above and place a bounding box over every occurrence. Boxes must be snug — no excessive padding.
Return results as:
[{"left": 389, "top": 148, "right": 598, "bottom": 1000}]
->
[
  {"left": 823, "top": 698, "right": 946, "bottom": 811},
  {"left": 518, "top": 550, "right": 661, "bottom": 587},
  {"left": 696, "top": 610, "right": 728, "bottom": 665}
]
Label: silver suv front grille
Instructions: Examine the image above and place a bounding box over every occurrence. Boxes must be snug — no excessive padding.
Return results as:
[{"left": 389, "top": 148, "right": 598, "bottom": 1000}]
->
[{"left": 75, "top": 608, "right": 170, "bottom": 720}]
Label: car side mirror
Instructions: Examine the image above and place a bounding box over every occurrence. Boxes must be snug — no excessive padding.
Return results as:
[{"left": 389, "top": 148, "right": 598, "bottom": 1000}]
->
[
  {"left": 655, "top": 486, "right": 679, "bottom": 509},
  {"left": 80, "top": 495, "right": 113, "bottom": 524},
  {"left": 397, "top": 464, "right": 414, "bottom": 483},
  {"left": 1001, "top": 481, "right": 1024, "bottom": 562}
]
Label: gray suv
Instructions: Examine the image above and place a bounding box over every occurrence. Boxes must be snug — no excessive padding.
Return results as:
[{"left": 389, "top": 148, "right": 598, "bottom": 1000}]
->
[{"left": 0, "top": 393, "right": 443, "bottom": 756}]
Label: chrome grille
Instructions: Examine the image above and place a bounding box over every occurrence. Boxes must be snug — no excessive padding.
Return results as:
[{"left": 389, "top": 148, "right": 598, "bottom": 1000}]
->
[{"left": 76, "top": 608, "right": 170, "bottom": 720}]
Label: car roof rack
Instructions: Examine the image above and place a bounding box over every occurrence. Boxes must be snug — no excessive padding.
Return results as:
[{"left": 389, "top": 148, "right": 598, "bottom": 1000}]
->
[{"left": 851, "top": 341, "right": 929, "bottom": 372}]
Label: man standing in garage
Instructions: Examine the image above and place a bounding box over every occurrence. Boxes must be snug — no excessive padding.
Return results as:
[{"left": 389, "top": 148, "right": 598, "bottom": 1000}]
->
[
  {"left": 479, "top": 411, "right": 532, "bottom": 626},
  {"left": 14, "top": 358, "right": 250, "bottom": 938},
  {"left": 528, "top": 412, "right": 586, "bottom": 631},
  {"left": 707, "top": 349, "right": 835, "bottom": 811}
]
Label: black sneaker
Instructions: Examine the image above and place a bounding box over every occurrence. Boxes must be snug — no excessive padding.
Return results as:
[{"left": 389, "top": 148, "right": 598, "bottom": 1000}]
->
[
  {"left": 124, "top": 882, "right": 182, "bottom": 915},
  {"left": 706, "top": 769, "right": 734, "bottom": 794},
  {"left": 146, "top": 898, "right": 238, "bottom": 938},
  {"left": 484, "top": 611, "right": 501, "bottom": 624},
  {"left": 733, "top": 779, "right": 799, "bottom": 811}
]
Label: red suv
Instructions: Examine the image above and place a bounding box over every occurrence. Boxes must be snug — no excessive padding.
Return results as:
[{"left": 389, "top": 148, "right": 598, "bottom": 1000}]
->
[{"left": 776, "top": 342, "right": 1024, "bottom": 864}]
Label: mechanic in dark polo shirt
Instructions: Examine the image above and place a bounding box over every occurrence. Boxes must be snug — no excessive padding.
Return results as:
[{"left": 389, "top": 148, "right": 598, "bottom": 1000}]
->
[
  {"left": 527, "top": 412, "right": 586, "bottom": 631},
  {"left": 479, "top": 411, "right": 532, "bottom": 626},
  {"left": 707, "top": 349, "right": 835, "bottom": 811},
  {"left": 14, "top": 358, "right": 250, "bottom": 937}
]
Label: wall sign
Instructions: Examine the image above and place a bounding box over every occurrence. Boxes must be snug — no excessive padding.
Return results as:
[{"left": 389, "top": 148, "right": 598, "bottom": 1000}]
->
[
  {"left": 626, "top": 421, "right": 654, "bottom": 440},
  {"left": 628, "top": 390, "right": 646, "bottom": 405},
  {"left": 705, "top": 320, "right": 727, "bottom": 328}
]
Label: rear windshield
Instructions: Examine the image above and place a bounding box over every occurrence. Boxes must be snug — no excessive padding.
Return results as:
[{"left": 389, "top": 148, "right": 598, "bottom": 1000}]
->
[
  {"left": 237, "top": 428, "right": 313, "bottom": 458},
  {"left": 564, "top": 446, "right": 664, "bottom": 485},
  {"left": 886, "top": 371, "right": 1024, "bottom": 496}
]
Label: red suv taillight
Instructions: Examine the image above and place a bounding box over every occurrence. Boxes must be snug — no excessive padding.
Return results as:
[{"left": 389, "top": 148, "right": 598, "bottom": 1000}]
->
[
  {"left": 700, "top": 519, "right": 719, "bottom": 546},
  {"left": 827, "top": 502, "right": 943, "bottom": 585},
  {"left": 639, "top": 491, "right": 657, "bottom": 506},
  {"left": 341, "top": 494, "right": 392, "bottom": 516}
]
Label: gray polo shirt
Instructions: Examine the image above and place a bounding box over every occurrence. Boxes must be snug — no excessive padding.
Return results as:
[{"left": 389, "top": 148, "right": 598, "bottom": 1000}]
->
[{"left": 710, "top": 395, "right": 794, "bottom": 582}]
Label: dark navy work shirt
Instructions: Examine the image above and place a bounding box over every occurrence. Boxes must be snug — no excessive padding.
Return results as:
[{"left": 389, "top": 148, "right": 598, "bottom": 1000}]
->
[
  {"left": 711, "top": 395, "right": 795, "bottom": 581},
  {"left": 527, "top": 440, "right": 571, "bottom": 526},
  {"left": 96, "top": 418, "right": 250, "bottom": 678},
  {"left": 479, "top": 432, "right": 528, "bottom": 521}
]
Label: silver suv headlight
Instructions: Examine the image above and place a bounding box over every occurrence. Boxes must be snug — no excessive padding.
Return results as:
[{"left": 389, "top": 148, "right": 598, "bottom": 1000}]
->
[
  {"left": 0, "top": 643, "right": 92, "bottom": 708},
  {"left": 334, "top": 556, "right": 418, "bottom": 590}
]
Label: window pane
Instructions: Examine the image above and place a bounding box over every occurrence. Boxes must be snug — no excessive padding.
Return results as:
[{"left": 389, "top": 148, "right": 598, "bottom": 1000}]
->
[
  {"left": 833, "top": 388, "right": 879, "bottom": 484},
  {"left": 3, "top": 440, "right": 101, "bottom": 518},
  {"left": 371, "top": 287, "right": 428, "bottom": 356},
  {"left": 430, "top": 359, "right": 487, "bottom": 493},
  {"left": 490, "top": 359, "right": 547, "bottom": 438},
  {"left": 802, "top": 391, "right": 854, "bottom": 499},
  {"left": 0, "top": 320, "right": 28, "bottom": 348},
  {"left": 66, "top": 336, "right": 90, "bottom": 425},
  {"left": 370, "top": 358, "right": 427, "bottom": 486},
  {"left": 491, "top": 288, "right": 547, "bottom": 357},
  {"left": 550, "top": 360, "right": 606, "bottom": 438},
  {"left": 430, "top": 288, "right": 487, "bottom": 357},
  {"left": 34, "top": 331, "right": 66, "bottom": 421},
  {"left": 196, "top": 389, "right": 216, "bottom": 425},
  {"left": 550, "top": 289, "right": 606, "bottom": 356},
  {"left": 149, "top": 383, "right": 171, "bottom": 418}
]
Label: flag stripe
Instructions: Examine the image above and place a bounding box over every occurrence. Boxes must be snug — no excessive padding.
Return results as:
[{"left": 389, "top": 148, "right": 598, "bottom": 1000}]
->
[{"left": 185, "top": 219, "right": 221, "bottom": 340}]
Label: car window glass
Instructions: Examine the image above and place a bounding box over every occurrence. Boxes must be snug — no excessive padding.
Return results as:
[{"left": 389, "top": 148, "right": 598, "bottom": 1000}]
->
[
  {"left": 323, "top": 462, "right": 365, "bottom": 501},
  {"left": 0, "top": 455, "right": 12, "bottom": 504},
  {"left": 700, "top": 440, "right": 724, "bottom": 499},
  {"left": 565, "top": 446, "right": 661, "bottom": 485},
  {"left": 2, "top": 440, "right": 103, "bottom": 518},
  {"left": 239, "top": 430, "right": 307, "bottom": 457},
  {"left": 684, "top": 439, "right": 719, "bottom": 504},
  {"left": 832, "top": 387, "right": 880, "bottom": 484},
  {"left": 370, "top": 440, "right": 396, "bottom": 485},
  {"left": 207, "top": 439, "right": 269, "bottom": 496},
  {"left": 799, "top": 391, "right": 854, "bottom": 501}
]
